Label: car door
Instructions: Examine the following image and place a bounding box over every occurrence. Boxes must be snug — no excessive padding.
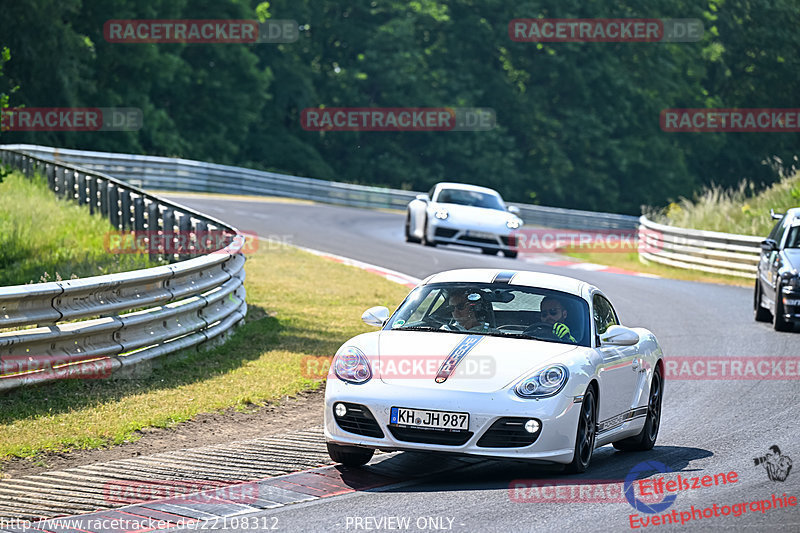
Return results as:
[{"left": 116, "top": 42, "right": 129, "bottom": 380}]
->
[
  {"left": 763, "top": 217, "right": 788, "bottom": 309},
  {"left": 593, "top": 294, "right": 639, "bottom": 432}
]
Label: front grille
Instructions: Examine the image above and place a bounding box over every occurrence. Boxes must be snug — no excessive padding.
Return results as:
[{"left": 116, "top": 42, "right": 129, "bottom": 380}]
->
[
  {"left": 434, "top": 228, "right": 458, "bottom": 238},
  {"left": 500, "top": 235, "right": 516, "bottom": 247},
  {"left": 476, "top": 417, "right": 541, "bottom": 448},
  {"left": 388, "top": 426, "right": 473, "bottom": 446},
  {"left": 333, "top": 403, "right": 384, "bottom": 438}
]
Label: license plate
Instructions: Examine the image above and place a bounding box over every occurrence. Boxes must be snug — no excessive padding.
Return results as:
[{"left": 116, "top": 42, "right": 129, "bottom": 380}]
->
[
  {"left": 466, "top": 230, "right": 495, "bottom": 240},
  {"left": 785, "top": 299, "right": 800, "bottom": 306},
  {"left": 390, "top": 407, "right": 469, "bottom": 431}
]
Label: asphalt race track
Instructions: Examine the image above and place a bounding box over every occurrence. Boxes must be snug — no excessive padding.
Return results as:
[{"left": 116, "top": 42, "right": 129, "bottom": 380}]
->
[{"left": 163, "top": 194, "right": 800, "bottom": 532}]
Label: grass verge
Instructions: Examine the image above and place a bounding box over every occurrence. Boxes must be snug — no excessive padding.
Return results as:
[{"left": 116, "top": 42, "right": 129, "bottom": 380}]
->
[
  {"left": 0, "top": 243, "right": 409, "bottom": 466},
  {"left": 565, "top": 251, "right": 751, "bottom": 287},
  {"left": 647, "top": 172, "right": 800, "bottom": 236},
  {"left": 0, "top": 171, "right": 162, "bottom": 286}
]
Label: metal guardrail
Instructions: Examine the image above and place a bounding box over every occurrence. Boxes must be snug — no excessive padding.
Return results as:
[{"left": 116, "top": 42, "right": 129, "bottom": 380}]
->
[
  {"left": 0, "top": 149, "right": 247, "bottom": 391},
  {"left": 638, "top": 215, "right": 762, "bottom": 279},
  {"left": 1, "top": 144, "right": 640, "bottom": 230}
]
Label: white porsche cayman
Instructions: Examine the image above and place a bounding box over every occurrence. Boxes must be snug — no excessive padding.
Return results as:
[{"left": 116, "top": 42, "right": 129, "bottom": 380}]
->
[
  {"left": 405, "top": 182, "right": 523, "bottom": 258},
  {"left": 324, "top": 269, "right": 664, "bottom": 473}
]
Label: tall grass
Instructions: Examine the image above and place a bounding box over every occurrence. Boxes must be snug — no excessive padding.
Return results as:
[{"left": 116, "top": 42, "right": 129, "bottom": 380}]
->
[
  {"left": 647, "top": 172, "right": 800, "bottom": 236},
  {"left": 0, "top": 171, "right": 162, "bottom": 286}
]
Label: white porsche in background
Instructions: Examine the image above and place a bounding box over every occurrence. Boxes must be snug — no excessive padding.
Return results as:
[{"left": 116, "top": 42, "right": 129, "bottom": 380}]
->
[
  {"left": 405, "top": 182, "right": 524, "bottom": 258},
  {"left": 324, "top": 269, "right": 664, "bottom": 473}
]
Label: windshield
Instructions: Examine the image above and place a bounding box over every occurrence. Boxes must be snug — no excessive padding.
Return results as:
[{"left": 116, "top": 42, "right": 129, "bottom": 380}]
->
[
  {"left": 385, "top": 283, "right": 591, "bottom": 347},
  {"left": 785, "top": 225, "right": 800, "bottom": 248},
  {"left": 436, "top": 189, "right": 505, "bottom": 211}
]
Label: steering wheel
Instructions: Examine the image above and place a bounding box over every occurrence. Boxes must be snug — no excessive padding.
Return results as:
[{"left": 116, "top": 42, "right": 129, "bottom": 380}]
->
[
  {"left": 522, "top": 322, "right": 558, "bottom": 339},
  {"left": 496, "top": 324, "right": 528, "bottom": 331}
]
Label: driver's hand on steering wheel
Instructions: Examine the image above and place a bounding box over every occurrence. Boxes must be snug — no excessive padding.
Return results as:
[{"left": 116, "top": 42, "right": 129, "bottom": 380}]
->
[{"left": 553, "top": 322, "right": 577, "bottom": 343}]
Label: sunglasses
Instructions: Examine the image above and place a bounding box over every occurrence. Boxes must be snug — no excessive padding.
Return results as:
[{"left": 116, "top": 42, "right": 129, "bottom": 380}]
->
[{"left": 542, "top": 308, "right": 563, "bottom": 316}]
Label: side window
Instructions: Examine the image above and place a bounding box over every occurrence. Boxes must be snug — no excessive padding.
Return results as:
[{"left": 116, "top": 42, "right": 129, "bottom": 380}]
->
[
  {"left": 593, "top": 294, "right": 618, "bottom": 336},
  {"left": 774, "top": 219, "right": 789, "bottom": 248},
  {"left": 428, "top": 186, "right": 437, "bottom": 200},
  {"left": 768, "top": 216, "right": 785, "bottom": 241}
]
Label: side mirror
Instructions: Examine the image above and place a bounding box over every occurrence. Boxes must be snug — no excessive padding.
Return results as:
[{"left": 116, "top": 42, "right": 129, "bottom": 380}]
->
[
  {"left": 415, "top": 194, "right": 430, "bottom": 202},
  {"left": 761, "top": 239, "right": 778, "bottom": 253},
  {"left": 599, "top": 325, "right": 639, "bottom": 347},
  {"left": 362, "top": 306, "right": 390, "bottom": 327},
  {"left": 507, "top": 205, "right": 521, "bottom": 215}
]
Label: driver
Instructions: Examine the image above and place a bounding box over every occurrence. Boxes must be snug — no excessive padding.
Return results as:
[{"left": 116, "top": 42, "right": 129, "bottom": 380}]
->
[
  {"left": 443, "top": 289, "right": 491, "bottom": 332},
  {"left": 540, "top": 296, "right": 577, "bottom": 343}
]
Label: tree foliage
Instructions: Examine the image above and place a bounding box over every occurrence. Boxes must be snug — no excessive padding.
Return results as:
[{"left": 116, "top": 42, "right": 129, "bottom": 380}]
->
[{"left": 0, "top": 0, "right": 797, "bottom": 213}]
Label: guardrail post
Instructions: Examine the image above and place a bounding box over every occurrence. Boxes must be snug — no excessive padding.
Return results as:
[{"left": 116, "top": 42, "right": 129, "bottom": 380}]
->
[
  {"left": 147, "top": 202, "right": 160, "bottom": 262},
  {"left": 195, "top": 220, "right": 208, "bottom": 257},
  {"left": 133, "top": 197, "right": 145, "bottom": 232},
  {"left": 77, "top": 173, "right": 87, "bottom": 206},
  {"left": 120, "top": 189, "right": 132, "bottom": 230},
  {"left": 178, "top": 213, "right": 191, "bottom": 261},
  {"left": 99, "top": 180, "right": 108, "bottom": 216},
  {"left": 88, "top": 177, "right": 98, "bottom": 215},
  {"left": 162, "top": 208, "right": 175, "bottom": 263},
  {"left": 46, "top": 164, "right": 55, "bottom": 191},
  {"left": 108, "top": 184, "right": 120, "bottom": 229},
  {"left": 65, "top": 170, "right": 76, "bottom": 202}
]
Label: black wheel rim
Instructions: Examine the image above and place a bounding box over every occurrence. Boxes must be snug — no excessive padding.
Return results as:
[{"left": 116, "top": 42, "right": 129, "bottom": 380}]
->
[
  {"left": 577, "top": 391, "right": 596, "bottom": 466},
  {"left": 646, "top": 371, "right": 662, "bottom": 441}
]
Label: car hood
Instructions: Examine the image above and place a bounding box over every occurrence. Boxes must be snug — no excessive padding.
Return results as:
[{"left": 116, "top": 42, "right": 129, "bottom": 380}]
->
[
  {"left": 373, "top": 330, "right": 581, "bottom": 393},
  {"left": 433, "top": 203, "right": 515, "bottom": 228},
  {"left": 783, "top": 249, "right": 800, "bottom": 270}
]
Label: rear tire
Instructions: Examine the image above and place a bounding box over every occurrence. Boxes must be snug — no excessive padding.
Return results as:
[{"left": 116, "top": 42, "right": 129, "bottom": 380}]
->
[
  {"left": 327, "top": 443, "right": 374, "bottom": 467},
  {"left": 754, "top": 279, "right": 771, "bottom": 322},
  {"left": 405, "top": 212, "right": 420, "bottom": 243},
  {"left": 564, "top": 386, "right": 597, "bottom": 474},
  {"left": 773, "top": 283, "right": 793, "bottom": 331},
  {"left": 613, "top": 365, "right": 662, "bottom": 452}
]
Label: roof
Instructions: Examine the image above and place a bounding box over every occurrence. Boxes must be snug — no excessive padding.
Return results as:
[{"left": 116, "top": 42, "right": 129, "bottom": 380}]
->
[
  {"left": 435, "top": 182, "right": 502, "bottom": 196},
  {"left": 421, "top": 268, "right": 593, "bottom": 298}
]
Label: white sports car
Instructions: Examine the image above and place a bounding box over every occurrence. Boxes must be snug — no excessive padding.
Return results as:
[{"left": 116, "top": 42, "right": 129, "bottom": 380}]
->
[
  {"left": 324, "top": 269, "right": 664, "bottom": 473},
  {"left": 405, "top": 182, "right": 524, "bottom": 258}
]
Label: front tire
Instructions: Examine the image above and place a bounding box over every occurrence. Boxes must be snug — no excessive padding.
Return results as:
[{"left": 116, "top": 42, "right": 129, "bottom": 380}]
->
[
  {"left": 773, "top": 283, "right": 792, "bottom": 331},
  {"left": 481, "top": 248, "right": 497, "bottom": 255},
  {"left": 327, "top": 443, "right": 374, "bottom": 467},
  {"left": 421, "top": 216, "right": 436, "bottom": 247},
  {"left": 754, "top": 279, "right": 771, "bottom": 322},
  {"left": 613, "top": 365, "right": 663, "bottom": 452},
  {"left": 503, "top": 250, "right": 518, "bottom": 259},
  {"left": 564, "top": 386, "right": 597, "bottom": 474}
]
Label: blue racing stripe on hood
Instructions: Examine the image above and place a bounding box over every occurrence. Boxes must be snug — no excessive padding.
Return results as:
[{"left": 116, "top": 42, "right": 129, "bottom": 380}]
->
[{"left": 435, "top": 335, "right": 483, "bottom": 383}]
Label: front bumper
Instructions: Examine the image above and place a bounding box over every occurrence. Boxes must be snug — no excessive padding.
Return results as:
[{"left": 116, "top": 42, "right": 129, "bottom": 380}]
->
[
  {"left": 324, "top": 379, "right": 580, "bottom": 464},
  {"left": 428, "top": 220, "right": 516, "bottom": 252},
  {"left": 781, "top": 287, "right": 800, "bottom": 323}
]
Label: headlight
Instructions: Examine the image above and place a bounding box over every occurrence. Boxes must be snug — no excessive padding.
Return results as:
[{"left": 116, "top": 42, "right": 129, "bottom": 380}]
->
[
  {"left": 434, "top": 207, "right": 449, "bottom": 220},
  {"left": 506, "top": 218, "right": 521, "bottom": 230},
  {"left": 333, "top": 346, "right": 372, "bottom": 384},
  {"left": 514, "top": 364, "right": 569, "bottom": 398},
  {"left": 781, "top": 270, "right": 800, "bottom": 290}
]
